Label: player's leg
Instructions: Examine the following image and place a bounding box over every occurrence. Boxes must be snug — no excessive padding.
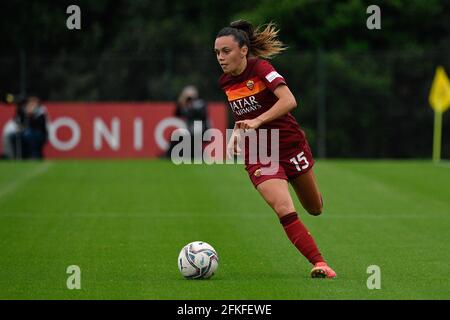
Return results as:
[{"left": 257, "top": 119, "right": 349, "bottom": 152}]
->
[
  {"left": 289, "top": 171, "right": 338, "bottom": 278},
  {"left": 256, "top": 179, "right": 324, "bottom": 263},
  {"left": 256, "top": 178, "right": 336, "bottom": 278},
  {"left": 290, "top": 169, "right": 323, "bottom": 216},
  {"left": 255, "top": 178, "right": 296, "bottom": 218}
]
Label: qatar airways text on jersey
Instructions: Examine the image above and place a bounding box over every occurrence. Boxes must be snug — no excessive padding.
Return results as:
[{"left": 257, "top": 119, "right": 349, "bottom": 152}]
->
[{"left": 229, "top": 95, "right": 263, "bottom": 116}]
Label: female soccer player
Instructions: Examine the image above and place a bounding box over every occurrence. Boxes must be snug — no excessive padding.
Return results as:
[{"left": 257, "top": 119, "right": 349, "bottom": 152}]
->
[{"left": 215, "top": 20, "right": 336, "bottom": 278}]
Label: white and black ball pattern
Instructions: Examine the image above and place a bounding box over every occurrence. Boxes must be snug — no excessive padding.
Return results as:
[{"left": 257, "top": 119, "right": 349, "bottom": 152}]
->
[{"left": 178, "top": 241, "right": 219, "bottom": 279}]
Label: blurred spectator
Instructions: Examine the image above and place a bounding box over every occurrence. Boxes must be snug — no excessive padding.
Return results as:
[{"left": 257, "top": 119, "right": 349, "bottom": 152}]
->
[
  {"left": 3, "top": 96, "right": 49, "bottom": 159},
  {"left": 2, "top": 94, "right": 27, "bottom": 159},
  {"left": 175, "top": 85, "right": 210, "bottom": 134},
  {"left": 166, "top": 85, "right": 210, "bottom": 158}
]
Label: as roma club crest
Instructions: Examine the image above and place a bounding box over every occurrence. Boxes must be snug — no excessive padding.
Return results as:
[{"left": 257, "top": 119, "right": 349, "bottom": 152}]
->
[
  {"left": 253, "top": 169, "right": 262, "bottom": 177},
  {"left": 246, "top": 80, "right": 254, "bottom": 90}
]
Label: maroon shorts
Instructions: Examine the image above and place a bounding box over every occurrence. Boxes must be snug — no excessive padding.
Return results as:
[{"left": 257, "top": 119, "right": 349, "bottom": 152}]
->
[{"left": 245, "top": 140, "right": 315, "bottom": 188}]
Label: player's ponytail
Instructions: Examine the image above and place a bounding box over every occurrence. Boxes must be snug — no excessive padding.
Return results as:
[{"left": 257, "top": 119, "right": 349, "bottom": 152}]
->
[{"left": 216, "top": 20, "right": 287, "bottom": 59}]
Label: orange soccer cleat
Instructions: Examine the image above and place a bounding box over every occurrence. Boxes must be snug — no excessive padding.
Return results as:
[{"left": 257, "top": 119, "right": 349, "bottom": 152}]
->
[{"left": 310, "top": 262, "right": 337, "bottom": 279}]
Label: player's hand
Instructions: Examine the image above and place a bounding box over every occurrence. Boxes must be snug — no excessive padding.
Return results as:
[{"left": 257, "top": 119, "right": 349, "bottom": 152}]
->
[
  {"left": 226, "top": 131, "right": 241, "bottom": 158},
  {"left": 235, "top": 117, "right": 263, "bottom": 131}
]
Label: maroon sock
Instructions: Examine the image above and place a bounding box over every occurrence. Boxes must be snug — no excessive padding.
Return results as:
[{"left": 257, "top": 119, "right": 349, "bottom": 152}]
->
[{"left": 280, "top": 212, "right": 325, "bottom": 265}]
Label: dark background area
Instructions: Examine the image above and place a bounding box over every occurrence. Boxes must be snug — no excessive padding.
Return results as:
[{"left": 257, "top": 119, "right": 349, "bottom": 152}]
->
[{"left": 1, "top": 0, "right": 449, "bottom": 158}]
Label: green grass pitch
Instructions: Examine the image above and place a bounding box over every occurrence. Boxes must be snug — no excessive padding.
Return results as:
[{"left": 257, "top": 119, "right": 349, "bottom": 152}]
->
[{"left": 0, "top": 159, "right": 449, "bottom": 299}]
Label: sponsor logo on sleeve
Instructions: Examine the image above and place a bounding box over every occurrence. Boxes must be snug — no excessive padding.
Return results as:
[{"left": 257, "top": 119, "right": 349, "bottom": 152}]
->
[{"left": 265, "top": 71, "right": 282, "bottom": 83}]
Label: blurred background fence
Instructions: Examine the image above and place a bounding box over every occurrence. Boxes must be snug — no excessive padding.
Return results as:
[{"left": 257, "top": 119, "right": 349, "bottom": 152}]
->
[
  {"left": 1, "top": 0, "right": 449, "bottom": 159},
  {"left": 1, "top": 48, "right": 449, "bottom": 159}
]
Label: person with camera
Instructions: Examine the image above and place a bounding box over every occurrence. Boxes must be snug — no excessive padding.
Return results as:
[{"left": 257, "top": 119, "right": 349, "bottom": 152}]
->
[
  {"left": 21, "top": 96, "right": 49, "bottom": 159},
  {"left": 3, "top": 95, "right": 49, "bottom": 159},
  {"left": 166, "top": 85, "right": 210, "bottom": 159}
]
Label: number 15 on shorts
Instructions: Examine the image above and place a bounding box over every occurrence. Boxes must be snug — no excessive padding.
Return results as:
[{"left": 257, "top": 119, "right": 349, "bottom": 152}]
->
[{"left": 290, "top": 151, "right": 310, "bottom": 172}]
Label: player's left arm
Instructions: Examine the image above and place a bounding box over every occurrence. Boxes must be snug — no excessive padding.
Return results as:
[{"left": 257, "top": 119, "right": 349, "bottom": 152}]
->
[{"left": 236, "top": 84, "right": 297, "bottom": 130}]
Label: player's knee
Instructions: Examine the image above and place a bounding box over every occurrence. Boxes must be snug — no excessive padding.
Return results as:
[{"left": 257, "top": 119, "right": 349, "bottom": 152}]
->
[
  {"left": 307, "top": 205, "right": 322, "bottom": 216},
  {"left": 273, "top": 201, "right": 294, "bottom": 216},
  {"left": 306, "top": 195, "right": 323, "bottom": 216}
]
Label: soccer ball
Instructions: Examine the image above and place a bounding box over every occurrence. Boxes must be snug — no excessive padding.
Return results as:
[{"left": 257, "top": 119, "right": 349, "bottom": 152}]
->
[{"left": 178, "top": 241, "right": 219, "bottom": 279}]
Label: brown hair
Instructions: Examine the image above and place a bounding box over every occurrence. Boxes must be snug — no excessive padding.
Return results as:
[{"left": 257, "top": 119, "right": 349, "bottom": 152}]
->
[{"left": 216, "top": 19, "right": 287, "bottom": 59}]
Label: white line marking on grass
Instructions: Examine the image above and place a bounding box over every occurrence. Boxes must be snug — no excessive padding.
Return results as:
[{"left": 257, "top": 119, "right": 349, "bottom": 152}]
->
[
  {"left": 435, "top": 161, "right": 450, "bottom": 169},
  {"left": 321, "top": 213, "right": 449, "bottom": 219},
  {"left": 0, "top": 162, "right": 53, "bottom": 200},
  {"left": 0, "top": 211, "right": 448, "bottom": 219}
]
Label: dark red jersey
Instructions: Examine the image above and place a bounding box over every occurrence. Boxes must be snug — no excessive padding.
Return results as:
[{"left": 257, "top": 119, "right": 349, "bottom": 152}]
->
[{"left": 218, "top": 57, "right": 307, "bottom": 153}]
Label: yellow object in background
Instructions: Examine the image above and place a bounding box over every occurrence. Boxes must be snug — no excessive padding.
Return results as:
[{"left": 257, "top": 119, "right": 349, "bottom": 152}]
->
[
  {"left": 429, "top": 66, "right": 450, "bottom": 162},
  {"left": 429, "top": 66, "right": 450, "bottom": 113}
]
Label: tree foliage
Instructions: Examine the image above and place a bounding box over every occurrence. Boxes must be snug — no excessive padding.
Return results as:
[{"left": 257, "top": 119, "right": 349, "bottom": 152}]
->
[{"left": 1, "top": 0, "right": 449, "bottom": 157}]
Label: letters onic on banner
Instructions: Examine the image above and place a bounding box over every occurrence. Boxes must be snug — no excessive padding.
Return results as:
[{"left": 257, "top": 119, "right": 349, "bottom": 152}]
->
[{"left": 0, "top": 102, "right": 227, "bottom": 159}]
